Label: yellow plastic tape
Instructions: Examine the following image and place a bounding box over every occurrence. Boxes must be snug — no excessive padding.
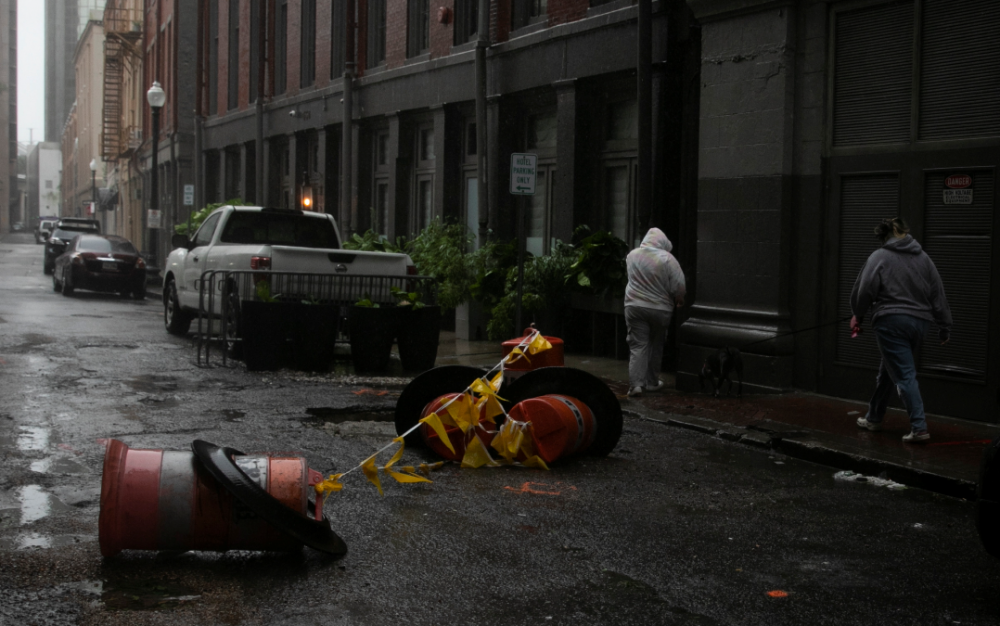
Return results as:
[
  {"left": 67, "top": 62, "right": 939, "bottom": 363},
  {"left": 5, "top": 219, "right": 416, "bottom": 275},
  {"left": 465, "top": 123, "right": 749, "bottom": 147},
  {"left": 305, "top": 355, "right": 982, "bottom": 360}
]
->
[
  {"left": 461, "top": 434, "right": 498, "bottom": 468},
  {"left": 362, "top": 456, "right": 384, "bottom": 496},
  {"left": 314, "top": 473, "right": 345, "bottom": 497},
  {"left": 527, "top": 333, "right": 553, "bottom": 355},
  {"left": 446, "top": 393, "right": 477, "bottom": 433}
]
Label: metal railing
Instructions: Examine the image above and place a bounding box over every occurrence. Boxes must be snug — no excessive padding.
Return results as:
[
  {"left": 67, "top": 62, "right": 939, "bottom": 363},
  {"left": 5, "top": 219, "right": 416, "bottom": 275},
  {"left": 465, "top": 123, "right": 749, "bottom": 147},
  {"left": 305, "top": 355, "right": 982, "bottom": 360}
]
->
[{"left": 194, "top": 269, "right": 438, "bottom": 367}]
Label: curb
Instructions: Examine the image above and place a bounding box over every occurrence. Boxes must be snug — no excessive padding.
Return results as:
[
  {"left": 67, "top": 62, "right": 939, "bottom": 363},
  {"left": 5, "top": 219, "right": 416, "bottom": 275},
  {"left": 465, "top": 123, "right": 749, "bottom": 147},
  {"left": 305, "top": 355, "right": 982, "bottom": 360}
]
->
[{"left": 627, "top": 409, "right": 978, "bottom": 501}]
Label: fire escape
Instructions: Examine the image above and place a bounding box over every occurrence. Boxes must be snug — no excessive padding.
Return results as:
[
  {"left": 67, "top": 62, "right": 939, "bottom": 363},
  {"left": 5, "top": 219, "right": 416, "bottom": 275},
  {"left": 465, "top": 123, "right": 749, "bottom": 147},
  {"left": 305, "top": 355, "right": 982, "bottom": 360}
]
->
[{"left": 102, "top": 2, "right": 143, "bottom": 161}]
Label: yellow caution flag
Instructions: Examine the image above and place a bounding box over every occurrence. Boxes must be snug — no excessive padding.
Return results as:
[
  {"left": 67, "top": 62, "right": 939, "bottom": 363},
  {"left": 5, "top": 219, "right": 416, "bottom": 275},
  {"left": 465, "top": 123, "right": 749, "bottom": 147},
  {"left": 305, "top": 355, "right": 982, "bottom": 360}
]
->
[
  {"left": 527, "top": 332, "right": 553, "bottom": 355},
  {"left": 361, "top": 456, "right": 384, "bottom": 496},
  {"left": 314, "top": 473, "right": 345, "bottom": 497},
  {"left": 506, "top": 347, "right": 531, "bottom": 366},
  {"left": 446, "top": 393, "right": 477, "bottom": 433},
  {"left": 461, "top": 434, "right": 498, "bottom": 468},
  {"left": 419, "top": 412, "right": 456, "bottom": 454}
]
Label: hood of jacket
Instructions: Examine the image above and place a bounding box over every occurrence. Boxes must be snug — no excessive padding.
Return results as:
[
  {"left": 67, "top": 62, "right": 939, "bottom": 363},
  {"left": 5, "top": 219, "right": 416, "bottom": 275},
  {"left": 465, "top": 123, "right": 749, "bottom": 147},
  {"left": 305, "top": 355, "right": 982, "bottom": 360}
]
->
[
  {"left": 640, "top": 228, "right": 673, "bottom": 253},
  {"left": 883, "top": 234, "right": 922, "bottom": 255}
]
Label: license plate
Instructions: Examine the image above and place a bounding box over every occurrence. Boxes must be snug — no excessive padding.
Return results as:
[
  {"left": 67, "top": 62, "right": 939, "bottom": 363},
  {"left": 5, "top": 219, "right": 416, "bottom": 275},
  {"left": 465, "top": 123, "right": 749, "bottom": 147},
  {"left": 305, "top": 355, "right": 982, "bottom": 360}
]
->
[{"left": 102, "top": 261, "right": 119, "bottom": 272}]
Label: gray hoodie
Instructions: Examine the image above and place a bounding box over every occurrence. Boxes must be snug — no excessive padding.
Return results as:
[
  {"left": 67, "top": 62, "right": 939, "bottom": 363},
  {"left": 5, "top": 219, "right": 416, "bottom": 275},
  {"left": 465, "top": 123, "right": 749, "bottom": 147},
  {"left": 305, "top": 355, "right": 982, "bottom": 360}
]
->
[
  {"left": 850, "top": 235, "right": 953, "bottom": 340},
  {"left": 624, "top": 228, "right": 686, "bottom": 312}
]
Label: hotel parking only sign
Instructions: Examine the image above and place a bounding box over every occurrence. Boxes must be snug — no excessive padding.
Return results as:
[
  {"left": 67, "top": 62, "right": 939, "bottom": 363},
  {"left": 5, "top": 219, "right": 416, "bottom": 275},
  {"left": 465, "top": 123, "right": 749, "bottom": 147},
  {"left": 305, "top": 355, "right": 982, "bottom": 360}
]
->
[{"left": 510, "top": 153, "right": 537, "bottom": 195}]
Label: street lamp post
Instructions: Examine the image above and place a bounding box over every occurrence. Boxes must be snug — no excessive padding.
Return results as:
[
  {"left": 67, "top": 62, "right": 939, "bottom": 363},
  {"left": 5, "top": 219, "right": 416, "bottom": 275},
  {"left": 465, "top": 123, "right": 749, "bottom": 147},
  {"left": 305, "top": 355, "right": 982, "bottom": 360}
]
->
[
  {"left": 147, "top": 81, "right": 166, "bottom": 263},
  {"left": 89, "top": 158, "right": 98, "bottom": 208}
]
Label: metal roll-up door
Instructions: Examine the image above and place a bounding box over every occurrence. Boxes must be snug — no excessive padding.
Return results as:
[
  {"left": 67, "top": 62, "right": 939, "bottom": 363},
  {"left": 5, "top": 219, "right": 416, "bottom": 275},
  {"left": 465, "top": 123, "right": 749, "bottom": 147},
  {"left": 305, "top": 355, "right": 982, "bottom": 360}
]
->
[
  {"left": 836, "top": 174, "right": 900, "bottom": 368},
  {"left": 833, "top": 1, "right": 914, "bottom": 146},
  {"left": 919, "top": 170, "right": 994, "bottom": 379},
  {"left": 919, "top": 0, "right": 1000, "bottom": 141}
]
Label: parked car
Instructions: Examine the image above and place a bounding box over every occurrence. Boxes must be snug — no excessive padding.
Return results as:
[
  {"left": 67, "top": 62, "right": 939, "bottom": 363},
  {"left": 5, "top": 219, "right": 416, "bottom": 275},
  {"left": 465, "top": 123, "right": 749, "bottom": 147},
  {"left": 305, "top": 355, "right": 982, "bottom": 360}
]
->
[
  {"left": 35, "top": 219, "right": 57, "bottom": 244},
  {"left": 43, "top": 219, "right": 101, "bottom": 274},
  {"left": 52, "top": 234, "right": 146, "bottom": 299}
]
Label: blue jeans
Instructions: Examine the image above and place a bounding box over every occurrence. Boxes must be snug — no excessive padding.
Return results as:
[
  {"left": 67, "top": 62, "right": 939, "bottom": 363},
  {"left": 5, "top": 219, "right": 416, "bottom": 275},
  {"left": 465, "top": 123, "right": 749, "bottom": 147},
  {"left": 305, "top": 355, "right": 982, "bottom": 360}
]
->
[{"left": 865, "top": 314, "right": 930, "bottom": 433}]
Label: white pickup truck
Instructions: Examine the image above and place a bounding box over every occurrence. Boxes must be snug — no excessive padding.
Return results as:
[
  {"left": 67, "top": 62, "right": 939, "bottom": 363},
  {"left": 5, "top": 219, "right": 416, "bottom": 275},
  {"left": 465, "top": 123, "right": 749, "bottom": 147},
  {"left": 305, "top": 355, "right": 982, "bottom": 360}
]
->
[{"left": 162, "top": 206, "right": 415, "bottom": 335}]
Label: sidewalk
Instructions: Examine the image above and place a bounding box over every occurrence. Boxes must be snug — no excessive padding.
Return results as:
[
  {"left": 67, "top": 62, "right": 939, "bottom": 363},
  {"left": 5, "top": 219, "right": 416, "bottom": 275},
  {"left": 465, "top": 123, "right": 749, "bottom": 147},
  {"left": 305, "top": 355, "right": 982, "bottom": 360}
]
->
[{"left": 434, "top": 331, "right": 998, "bottom": 500}]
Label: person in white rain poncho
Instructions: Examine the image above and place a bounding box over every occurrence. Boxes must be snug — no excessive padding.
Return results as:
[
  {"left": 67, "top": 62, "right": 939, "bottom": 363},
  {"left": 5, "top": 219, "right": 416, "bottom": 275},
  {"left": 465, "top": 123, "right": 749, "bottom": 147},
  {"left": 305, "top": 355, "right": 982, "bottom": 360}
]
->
[{"left": 624, "top": 228, "right": 686, "bottom": 397}]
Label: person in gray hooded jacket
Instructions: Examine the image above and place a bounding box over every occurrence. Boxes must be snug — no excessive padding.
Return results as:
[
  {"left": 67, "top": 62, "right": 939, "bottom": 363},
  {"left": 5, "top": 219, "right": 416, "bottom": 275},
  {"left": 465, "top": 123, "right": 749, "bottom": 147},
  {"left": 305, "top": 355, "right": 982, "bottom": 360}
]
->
[{"left": 850, "top": 217, "right": 952, "bottom": 443}]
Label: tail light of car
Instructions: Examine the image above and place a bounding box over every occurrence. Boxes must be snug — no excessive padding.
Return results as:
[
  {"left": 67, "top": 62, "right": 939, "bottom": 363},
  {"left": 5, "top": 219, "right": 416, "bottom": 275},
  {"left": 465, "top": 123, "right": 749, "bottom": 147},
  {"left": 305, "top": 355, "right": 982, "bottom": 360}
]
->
[
  {"left": 250, "top": 256, "right": 271, "bottom": 270},
  {"left": 136, "top": 257, "right": 146, "bottom": 269},
  {"left": 406, "top": 264, "right": 418, "bottom": 276},
  {"left": 71, "top": 255, "right": 84, "bottom": 265}
]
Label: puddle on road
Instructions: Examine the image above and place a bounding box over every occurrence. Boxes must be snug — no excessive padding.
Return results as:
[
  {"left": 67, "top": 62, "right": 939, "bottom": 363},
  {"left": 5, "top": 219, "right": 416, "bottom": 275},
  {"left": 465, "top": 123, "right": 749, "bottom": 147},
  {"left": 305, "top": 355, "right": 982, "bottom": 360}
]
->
[
  {"left": 222, "top": 409, "right": 246, "bottom": 422},
  {"left": 0, "top": 532, "right": 83, "bottom": 550},
  {"left": 30, "top": 456, "right": 87, "bottom": 474},
  {"left": 101, "top": 580, "right": 201, "bottom": 611},
  {"left": 128, "top": 375, "right": 181, "bottom": 394},
  {"left": 17, "top": 426, "right": 50, "bottom": 452},
  {"left": 17, "top": 484, "right": 72, "bottom": 524},
  {"left": 302, "top": 407, "right": 395, "bottom": 425}
]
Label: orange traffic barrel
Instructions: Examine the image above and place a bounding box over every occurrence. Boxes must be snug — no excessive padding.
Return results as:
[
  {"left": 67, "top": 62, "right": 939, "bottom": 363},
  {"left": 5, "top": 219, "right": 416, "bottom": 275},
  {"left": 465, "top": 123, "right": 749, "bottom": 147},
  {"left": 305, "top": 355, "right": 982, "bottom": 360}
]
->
[
  {"left": 507, "top": 394, "right": 597, "bottom": 464},
  {"left": 419, "top": 392, "right": 496, "bottom": 461},
  {"left": 99, "top": 439, "right": 346, "bottom": 557},
  {"left": 501, "top": 329, "right": 564, "bottom": 380},
  {"left": 395, "top": 365, "right": 492, "bottom": 446},
  {"left": 504, "top": 367, "right": 623, "bottom": 459}
]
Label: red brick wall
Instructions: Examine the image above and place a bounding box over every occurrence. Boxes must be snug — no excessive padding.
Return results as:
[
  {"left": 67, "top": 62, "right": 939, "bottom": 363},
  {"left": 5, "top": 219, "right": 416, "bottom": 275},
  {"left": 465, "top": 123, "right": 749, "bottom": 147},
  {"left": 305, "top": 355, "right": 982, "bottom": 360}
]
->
[
  {"left": 217, "top": 0, "right": 228, "bottom": 116},
  {"left": 547, "top": 0, "right": 587, "bottom": 26},
  {"left": 429, "top": 0, "right": 454, "bottom": 59},
  {"left": 357, "top": 0, "right": 369, "bottom": 75},
  {"left": 493, "top": 0, "right": 510, "bottom": 43},
  {"left": 286, "top": 0, "right": 302, "bottom": 94},
  {"left": 239, "top": 1, "right": 250, "bottom": 110},
  {"left": 316, "top": 0, "right": 332, "bottom": 87},
  {"left": 386, "top": 0, "right": 407, "bottom": 69}
]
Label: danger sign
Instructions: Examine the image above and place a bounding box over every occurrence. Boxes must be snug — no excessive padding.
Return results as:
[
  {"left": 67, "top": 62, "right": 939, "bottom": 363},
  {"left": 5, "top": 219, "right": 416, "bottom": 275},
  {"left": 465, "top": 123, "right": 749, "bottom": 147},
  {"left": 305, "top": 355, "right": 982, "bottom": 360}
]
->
[{"left": 945, "top": 174, "right": 972, "bottom": 189}]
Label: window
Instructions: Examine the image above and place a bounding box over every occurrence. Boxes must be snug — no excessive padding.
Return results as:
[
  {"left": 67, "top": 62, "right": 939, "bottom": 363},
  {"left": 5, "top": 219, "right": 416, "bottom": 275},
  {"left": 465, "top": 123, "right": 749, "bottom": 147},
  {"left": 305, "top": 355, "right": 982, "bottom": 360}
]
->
[
  {"left": 275, "top": 0, "right": 288, "bottom": 94},
  {"left": 208, "top": 0, "right": 219, "bottom": 112},
  {"left": 454, "top": 0, "right": 477, "bottom": 45},
  {"left": 301, "top": 0, "right": 316, "bottom": 87},
  {"left": 407, "top": 0, "right": 430, "bottom": 57},
  {"left": 228, "top": 0, "right": 239, "bottom": 109},
  {"left": 411, "top": 122, "right": 436, "bottom": 233},
  {"left": 512, "top": 0, "right": 546, "bottom": 30},
  {"left": 193, "top": 212, "right": 223, "bottom": 247},
  {"left": 330, "top": 0, "right": 346, "bottom": 78},
  {"left": 249, "top": 0, "right": 261, "bottom": 100},
  {"left": 417, "top": 178, "right": 433, "bottom": 229},
  {"left": 599, "top": 98, "right": 638, "bottom": 245},
  {"left": 419, "top": 127, "right": 434, "bottom": 161},
  {"left": 368, "top": 0, "right": 386, "bottom": 67},
  {"left": 524, "top": 112, "right": 557, "bottom": 255}
]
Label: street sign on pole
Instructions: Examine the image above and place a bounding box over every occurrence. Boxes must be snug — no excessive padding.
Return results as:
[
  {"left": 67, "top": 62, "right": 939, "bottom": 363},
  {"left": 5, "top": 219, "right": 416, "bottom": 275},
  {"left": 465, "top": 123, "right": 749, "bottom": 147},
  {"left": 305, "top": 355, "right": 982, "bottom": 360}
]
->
[
  {"left": 510, "top": 153, "right": 537, "bottom": 196},
  {"left": 183, "top": 184, "right": 195, "bottom": 206}
]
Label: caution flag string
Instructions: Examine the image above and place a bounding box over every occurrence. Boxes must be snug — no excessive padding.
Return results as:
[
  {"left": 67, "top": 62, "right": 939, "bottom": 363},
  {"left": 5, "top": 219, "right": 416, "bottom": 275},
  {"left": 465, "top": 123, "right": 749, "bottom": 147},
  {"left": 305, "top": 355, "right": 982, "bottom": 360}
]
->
[{"left": 315, "top": 330, "right": 552, "bottom": 501}]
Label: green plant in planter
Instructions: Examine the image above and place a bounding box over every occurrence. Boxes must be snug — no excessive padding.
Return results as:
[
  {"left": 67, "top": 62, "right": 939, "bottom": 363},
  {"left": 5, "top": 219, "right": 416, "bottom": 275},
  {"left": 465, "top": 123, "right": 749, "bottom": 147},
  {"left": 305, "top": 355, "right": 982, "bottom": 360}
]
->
[
  {"left": 355, "top": 294, "right": 380, "bottom": 308},
  {"left": 255, "top": 279, "right": 281, "bottom": 303},
  {"left": 342, "top": 229, "right": 408, "bottom": 253},
  {"left": 485, "top": 241, "right": 577, "bottom": 341},
  {"left": 391, "top": 285, "right": 426, "bottom": 310},
  {"left": 174, "top": 198, "right": 247, "bottom": 237},
  {"left": 564, "top": 225, "right": 629, "bottom": 300},
  {"left": 407, "top": 219, "right": 475, "bottom": 311},
  {"left": 469, "top": 239, "right": 518, "bottom": 313}
]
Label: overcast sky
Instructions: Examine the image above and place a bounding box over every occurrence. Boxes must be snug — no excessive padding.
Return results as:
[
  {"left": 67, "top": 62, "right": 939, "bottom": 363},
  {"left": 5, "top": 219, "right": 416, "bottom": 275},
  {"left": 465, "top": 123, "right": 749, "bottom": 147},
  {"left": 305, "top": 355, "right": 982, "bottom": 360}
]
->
[{"left": 18, "top": 0, "right": 45, "bottom": 144}]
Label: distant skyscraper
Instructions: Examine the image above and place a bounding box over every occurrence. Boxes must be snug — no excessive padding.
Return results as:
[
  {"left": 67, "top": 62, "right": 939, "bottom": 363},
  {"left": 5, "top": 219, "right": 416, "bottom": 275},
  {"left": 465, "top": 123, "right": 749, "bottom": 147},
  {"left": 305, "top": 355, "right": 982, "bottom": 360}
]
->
[{"left": 45, "top": 0, "right": 106, "bottom": 143}]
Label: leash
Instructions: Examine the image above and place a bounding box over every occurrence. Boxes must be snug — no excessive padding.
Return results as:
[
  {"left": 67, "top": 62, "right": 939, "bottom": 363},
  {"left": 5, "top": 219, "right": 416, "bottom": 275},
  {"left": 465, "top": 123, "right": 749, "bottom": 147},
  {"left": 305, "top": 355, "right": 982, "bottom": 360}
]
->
[{"left": 738, "top": 315, "right": 853, "bottom": 350}]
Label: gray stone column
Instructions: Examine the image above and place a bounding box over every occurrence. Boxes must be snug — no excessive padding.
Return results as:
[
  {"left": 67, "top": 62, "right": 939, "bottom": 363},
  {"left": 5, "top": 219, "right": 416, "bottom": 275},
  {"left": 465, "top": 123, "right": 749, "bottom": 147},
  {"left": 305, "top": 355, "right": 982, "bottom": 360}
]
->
[
  {"left": 287, "top": 133, "right": 299, "bottom": 209},
  {"left": 486, "top": 95, "right": 502, "bottom": 236},
  {"left": 553, "top": 79, "right": 576, "bottom": 244},
  {"left": 216, "top": 149, "right": 227, "bottom": 202},
  {"left": 678, "top": 0, "right": 799, "bottom": 392},
  {"left": 262, "top": 139, "right": 274, "bottom": 206},
  {"left": 432, "top": 106, "right": 447, "bottom": 222},
  {"left": 387, "top": 114, "right": 401, "bottom": 239},
  {"left": 238, "top": 143, "right": 249, "bottom": 201},
  {"left": 316, "top": 128, "right": 328, "bottom": 213}
]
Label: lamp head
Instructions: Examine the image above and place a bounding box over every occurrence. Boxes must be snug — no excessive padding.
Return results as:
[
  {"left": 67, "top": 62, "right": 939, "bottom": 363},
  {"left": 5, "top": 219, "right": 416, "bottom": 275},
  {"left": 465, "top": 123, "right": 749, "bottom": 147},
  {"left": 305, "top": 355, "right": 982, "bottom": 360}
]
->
[
  {"left": 90, "top": 158, "right": 98, "bottom": 172},
  {"left": 147, "top": 81, "right": 166, "bottom": 109}
]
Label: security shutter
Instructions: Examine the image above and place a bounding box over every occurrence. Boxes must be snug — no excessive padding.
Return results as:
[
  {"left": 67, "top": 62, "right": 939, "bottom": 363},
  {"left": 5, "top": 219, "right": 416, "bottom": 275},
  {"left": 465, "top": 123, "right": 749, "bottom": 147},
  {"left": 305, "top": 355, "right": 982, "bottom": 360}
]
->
[
  {"left": 833, "top": 1, "right": 914, "bottom": 146},
  {"left": 836, "top": 174, "right": 900, "bottom": 367},
  {"left": 918, "top": 170, "right": 994, "bottom": 379},
  {"left": 919, "top": 0, "right": 1000, "bottom": 141}
]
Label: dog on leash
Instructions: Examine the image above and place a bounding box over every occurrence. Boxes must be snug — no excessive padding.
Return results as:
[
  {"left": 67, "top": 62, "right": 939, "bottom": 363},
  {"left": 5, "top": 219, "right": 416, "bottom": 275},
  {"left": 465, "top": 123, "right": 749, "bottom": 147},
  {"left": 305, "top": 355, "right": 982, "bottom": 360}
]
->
[{"left": 699, "top": 347, "right": 744, "bottom": 398}]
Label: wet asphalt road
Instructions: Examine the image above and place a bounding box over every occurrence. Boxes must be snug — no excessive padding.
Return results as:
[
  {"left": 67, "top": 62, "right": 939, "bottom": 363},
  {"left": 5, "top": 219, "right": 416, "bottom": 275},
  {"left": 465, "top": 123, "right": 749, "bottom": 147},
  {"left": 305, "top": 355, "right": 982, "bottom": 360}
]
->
[{"left": 2, "top": 233, "right": 1000, "bottom": 626}]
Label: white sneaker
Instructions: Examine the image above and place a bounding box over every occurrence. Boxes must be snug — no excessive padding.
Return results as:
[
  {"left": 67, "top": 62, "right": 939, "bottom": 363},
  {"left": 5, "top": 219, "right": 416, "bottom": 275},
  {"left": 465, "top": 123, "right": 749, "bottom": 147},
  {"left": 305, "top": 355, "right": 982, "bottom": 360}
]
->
[
  {"left": 645, "top": 380, "right": 665, "bottom": 392},
  {"left": 856, "top": 417, "right": 882, "bottom": 431},
  {"left": 902, "top": 431, "right": 930, "bottom": 443},
  {"left": 627, "top": 386, "right": 643, "bottom": 397}
]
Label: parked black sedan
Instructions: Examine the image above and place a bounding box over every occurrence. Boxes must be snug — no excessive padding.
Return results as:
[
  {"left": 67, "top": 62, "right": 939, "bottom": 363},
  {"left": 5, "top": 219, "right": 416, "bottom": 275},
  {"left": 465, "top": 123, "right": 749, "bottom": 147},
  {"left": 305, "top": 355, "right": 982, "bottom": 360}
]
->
[
  {"left": 52, "top": 234, "right": 147, "bottom": 299},
  {"left": 43, "top": 221, "right": 101, "bottom": 274}
]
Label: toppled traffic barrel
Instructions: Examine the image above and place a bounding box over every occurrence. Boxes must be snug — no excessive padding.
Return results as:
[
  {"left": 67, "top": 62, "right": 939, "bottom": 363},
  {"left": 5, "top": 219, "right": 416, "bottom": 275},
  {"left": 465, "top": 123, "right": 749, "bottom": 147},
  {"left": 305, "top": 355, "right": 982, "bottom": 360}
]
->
[
  {"left": 505, "top": 367, "right": 623, "bottom": 462},
  {"left": 418, "top": 392, "right": 496, "bottom": 461},
  {"left": 99, "top": 439, "right": 346, "bottom": 557},
  {"left": 977, "top": 434, "right": 1000, "bottom": 558}
]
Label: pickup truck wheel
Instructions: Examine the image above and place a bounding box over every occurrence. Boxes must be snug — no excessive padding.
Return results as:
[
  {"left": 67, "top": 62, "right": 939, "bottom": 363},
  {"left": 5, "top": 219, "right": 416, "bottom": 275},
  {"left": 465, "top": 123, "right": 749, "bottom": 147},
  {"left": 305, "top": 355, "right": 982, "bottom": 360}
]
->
[
  {"left": 224, "top": 289, "right": 244, "bottom": 359},
  {"left": 164, "top": 280, "right": 192, "bottom": 335}
]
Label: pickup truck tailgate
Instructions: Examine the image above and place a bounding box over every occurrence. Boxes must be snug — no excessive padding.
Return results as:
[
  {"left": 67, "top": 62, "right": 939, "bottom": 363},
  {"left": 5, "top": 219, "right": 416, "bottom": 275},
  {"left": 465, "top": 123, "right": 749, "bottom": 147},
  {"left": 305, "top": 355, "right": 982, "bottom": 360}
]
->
[{"left": 270, "top": 246, "right": 411, "bottom": 275}]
